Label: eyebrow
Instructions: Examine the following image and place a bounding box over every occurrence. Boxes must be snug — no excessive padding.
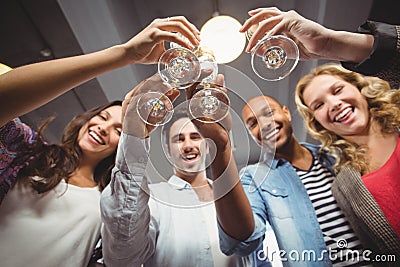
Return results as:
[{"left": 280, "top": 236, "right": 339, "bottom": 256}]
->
[
  {"left": 101, "top": 110, "right": 110, "bottom": 117},
  {"left": 171, "top": 133, "right": 182, "bottom": 140}
]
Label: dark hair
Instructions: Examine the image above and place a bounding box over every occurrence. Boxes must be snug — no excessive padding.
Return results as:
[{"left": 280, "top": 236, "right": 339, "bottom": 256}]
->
[
  {"left": 19, "top": 100, "right": 122, "bottom": 193},
  {"left": 161, "top": 108, "right": 190, "bottom": 150}
]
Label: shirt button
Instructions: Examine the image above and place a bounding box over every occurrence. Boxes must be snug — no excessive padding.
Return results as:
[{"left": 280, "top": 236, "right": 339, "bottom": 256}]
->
[
  {"left": 139, "top": 157, "right": 145, "bottom": 163},
  {"left": 272, "top": 189, "right": 277, "bottom": 194}
]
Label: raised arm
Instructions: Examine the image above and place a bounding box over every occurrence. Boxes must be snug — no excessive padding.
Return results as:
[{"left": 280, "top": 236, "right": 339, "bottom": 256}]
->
[
  {"left": 0, "top": 16, "right": 199, "bottom": 127},
  {"left": 241, "top": 7, "right": 374, "bottom": 63},
  {"left": 241, "top": 7, "right": 400, "bottom": 87},
  {"left": 186, "top": 75, "right": 255, "bottom": 241},
  {"left": 100, "top": 75, "right": 179, "bottom": 266}
]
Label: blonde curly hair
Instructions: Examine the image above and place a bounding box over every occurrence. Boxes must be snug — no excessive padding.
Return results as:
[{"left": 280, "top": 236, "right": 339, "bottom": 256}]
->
[{"left": 295, "top": 63, "right": 400, "bottom": 174}]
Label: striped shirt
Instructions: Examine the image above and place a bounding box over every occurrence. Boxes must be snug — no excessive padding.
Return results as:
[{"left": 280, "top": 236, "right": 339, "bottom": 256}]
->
[{"left": 295, "top": 156, "right": 370, "bottom": 266}]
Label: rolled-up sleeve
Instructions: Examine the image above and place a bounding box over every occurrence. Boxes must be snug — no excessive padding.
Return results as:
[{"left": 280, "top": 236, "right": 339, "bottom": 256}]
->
[
  {"left": 342, "top": 21, "right": 400, "bottom": 88},
  {"left": 219, "top": 167, "right": 266, "bottom": 257},
  {"left": 0, "top": 118, "right": 37, "bottom": 204},
  {"left": 100, "top": 132, "right": 156, "bottom": 266}
]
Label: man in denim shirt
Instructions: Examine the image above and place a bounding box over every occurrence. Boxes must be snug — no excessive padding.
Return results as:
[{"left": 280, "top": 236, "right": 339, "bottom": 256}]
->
[{"left": 220, "top": 96, "right": 369, "bottom": 266}]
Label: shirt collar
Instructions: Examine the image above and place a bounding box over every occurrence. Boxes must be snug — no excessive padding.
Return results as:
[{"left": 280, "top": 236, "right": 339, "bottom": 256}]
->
[
  {"left": 168, "top": 175, "right": 213, "bottom": 190},
  {"left": 261, "top": 150, "right": 280, "bottom": 169},
  {"left": 168, "top": 175, "right": 190, "bottom": 190}
]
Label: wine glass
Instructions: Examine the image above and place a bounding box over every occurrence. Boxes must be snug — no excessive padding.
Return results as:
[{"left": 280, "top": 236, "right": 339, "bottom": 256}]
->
[
  {"left": 247, "top": 25, "right": 299, "bottom": 81},
  {"left": 135, "top": 74, "right": 175, "bottom": 126},
  {"left": 136, "top": 91, "right": 174, "bottom": 127},
  {"left": 158, "top": 36, "right": 201, "bottom": 89},
  {"left": 137, "top": 36, "right": 201, "bottom": 126},
  {"left": 188, "top": 47, "right": 230, "bottom": 123}
]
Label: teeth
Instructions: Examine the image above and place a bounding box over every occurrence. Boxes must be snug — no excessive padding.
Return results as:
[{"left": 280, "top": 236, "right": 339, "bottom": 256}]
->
[
  {"left": 89, "top": 131, "right": 105, "bottom": 145},
  {"left": 184, "top": 154, "right": 197, "bottom": 160},
  {"left": 335, "top": 107, "right": 352, "bottom": 122},
  {"left": 264, "top": 128, "right": 279, "bottom": 140}
]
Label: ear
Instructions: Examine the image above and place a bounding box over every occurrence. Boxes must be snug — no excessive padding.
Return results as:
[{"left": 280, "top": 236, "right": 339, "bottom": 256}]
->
[{"left": 282, "top": 106, "right": 292, "bottom": 122}]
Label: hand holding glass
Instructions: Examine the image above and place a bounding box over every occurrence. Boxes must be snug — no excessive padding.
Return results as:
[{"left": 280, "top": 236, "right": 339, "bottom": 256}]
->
[
  {"left": 188, "top": 47, "right": 230, "bottom": 123},
  {"left": 247, "top": 25, "right": 299, "bottom": 81}
]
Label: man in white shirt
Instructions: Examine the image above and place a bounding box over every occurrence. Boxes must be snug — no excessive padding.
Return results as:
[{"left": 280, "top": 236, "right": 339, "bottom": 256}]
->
[{"left": 100, "top": 74, "right": 260, "bottom": 266}]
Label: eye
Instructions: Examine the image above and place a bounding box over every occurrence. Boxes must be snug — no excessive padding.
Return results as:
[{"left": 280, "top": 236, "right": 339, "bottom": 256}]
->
[
  {"left": 171, "top": 135, "right": 183, "bottom": 143},
  {"left": 334, "top": 86, "right": 343, "bottom": 94},
  {"left": 115, "top": 128, "right": 122, "bottom": 136},
  {"left": 313, "top": 102, "right": 323, "bottom": 111},
  {"left": 262, "top": 110, "right": 273, "bottom": 117},
  {"left": 246, "top": 118, "right": 258, "bottom": 130},
  {"left": 98, "top": 113, "right": 107, "bottom": 120},
  {"left": 247, "top": 121, "right": 256, "bottom": 130},
  {"left": 191, "top": 133, "right": 202, "bottom": 140}
]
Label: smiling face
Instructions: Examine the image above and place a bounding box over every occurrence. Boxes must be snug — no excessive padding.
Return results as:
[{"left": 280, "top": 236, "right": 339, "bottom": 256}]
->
[
  {"left": 78, "top": 105, "right": 122, "bottom": 164},
  {"left": 168, "top": 117, "right": 207, "bottom": 176},
  {"left": 242, "top": 96, "right": 292, "bottom": 152},
  {"left": 302, "top": 74, "right": 370, "bottom": 140}
]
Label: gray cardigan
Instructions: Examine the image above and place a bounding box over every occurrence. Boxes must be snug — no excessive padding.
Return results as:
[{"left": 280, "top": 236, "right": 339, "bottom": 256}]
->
[{"left": 332, "top": 165, "right": 400, "bottom": 266}]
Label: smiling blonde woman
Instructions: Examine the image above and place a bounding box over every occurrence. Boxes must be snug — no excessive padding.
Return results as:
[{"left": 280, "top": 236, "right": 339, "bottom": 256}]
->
[{"left": 295, "top": 63, "right": 400, "bottom": 260}]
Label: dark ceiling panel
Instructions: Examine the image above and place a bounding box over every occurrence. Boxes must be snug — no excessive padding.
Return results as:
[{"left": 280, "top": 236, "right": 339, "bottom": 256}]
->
[
  {"left": 1, "top": 0, "right": 108, "bottom": 142},
  {"left": 0, "top": 0, "right": 48, "bottom": 66}
]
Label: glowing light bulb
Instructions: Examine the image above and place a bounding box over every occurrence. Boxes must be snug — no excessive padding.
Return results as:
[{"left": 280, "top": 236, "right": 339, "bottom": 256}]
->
[{"left": 200, "top": 15, "right": 246, "bottom": 64}]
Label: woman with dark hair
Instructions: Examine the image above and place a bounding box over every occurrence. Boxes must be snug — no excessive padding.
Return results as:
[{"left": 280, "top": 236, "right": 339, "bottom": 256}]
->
[
  {"left": 0, "top": 15, "right": 200, "bottom": 266},
  {"left": 0, "top": 101, "right": 122, "bottom": 267},
  {"left": 0, "top": 16, "right": 200, "bottom": 204}
]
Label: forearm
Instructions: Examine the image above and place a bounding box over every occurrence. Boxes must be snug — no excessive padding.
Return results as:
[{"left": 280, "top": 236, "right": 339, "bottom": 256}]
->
[
  {"left": 100, "top": 133, "right": 155, "bottom": 265},
  {"left": 212, "top": 143, "right": 254, "bottom": 241},
  {"left": 324, "top": 29, "right": 374, "bottom": 63},
  {"left": 101, "top": 173, "right": 154, "bottom": 266},
  {"left": 0, "top": 45, "right": 131, "bottom": 126}
]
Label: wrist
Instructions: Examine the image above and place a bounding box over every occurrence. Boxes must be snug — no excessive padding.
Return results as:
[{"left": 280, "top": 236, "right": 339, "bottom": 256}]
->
[
  {"left": 328, "top": 30, "right": 374, "bottom": 63},
  {"left": 107, "top": 44, "right": 137, "bottom": 67}
]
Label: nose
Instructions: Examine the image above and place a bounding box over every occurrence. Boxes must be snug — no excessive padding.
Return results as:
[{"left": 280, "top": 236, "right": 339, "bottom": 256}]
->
[
  {"left": 259, "top": 116, "right": 274, "bottom": 133},
  {"left": 329, "top": 98, "right": 342, "bottom": 112},
  {"left": 181, "top": 138, "right": 195, "bottom": 152},
  {"left": 97, "top": 125, "right": 108, "bottom": 136}
]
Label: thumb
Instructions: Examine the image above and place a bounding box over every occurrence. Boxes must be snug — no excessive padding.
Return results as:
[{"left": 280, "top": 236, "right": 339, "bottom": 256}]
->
[{"left": 164, "top": 89, "right": 180, "bottom": 110}]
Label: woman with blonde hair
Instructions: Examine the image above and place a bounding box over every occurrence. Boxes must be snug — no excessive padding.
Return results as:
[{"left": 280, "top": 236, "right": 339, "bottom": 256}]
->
[{"left": 295, "top": 63, "right": 400, "bottom": 258}]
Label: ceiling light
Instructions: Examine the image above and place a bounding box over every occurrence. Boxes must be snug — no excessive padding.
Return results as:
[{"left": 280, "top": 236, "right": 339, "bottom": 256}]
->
[
  {"left": 200, "top": 15, "right": 246, "bottom": 64},
  {"left": 0, "top": 63, "right": 12, "bottom": 75}
]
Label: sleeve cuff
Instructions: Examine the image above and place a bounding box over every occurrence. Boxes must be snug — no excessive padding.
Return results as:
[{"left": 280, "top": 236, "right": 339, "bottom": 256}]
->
[
  {"left": 342, "top": 21, "right": 398, "bottom": 75},
  {"left": 218, "top": 215, "right": 265, "bottom": 257}
]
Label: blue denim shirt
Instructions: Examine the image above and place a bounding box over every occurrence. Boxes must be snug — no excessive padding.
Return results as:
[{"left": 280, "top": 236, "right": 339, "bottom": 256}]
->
[{"left": 220, "top": 143, "right": 335, "bottom": 266}]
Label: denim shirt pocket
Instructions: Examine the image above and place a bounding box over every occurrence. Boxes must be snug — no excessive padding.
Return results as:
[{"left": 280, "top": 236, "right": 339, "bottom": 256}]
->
[{"left": 260, "top": 185, "right": 293, "bottom": 219}]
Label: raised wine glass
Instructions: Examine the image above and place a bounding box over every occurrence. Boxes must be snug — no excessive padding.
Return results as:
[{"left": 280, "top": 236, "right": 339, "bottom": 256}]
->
[
  {"left": 188, "top": 46, "right": 230, "bottom": 123},
  {"left": 137, "top": 36, "right": 202, "bottom": 126},
  {"left": 135, "top": 74, "right": 175, "bottom": 127},
  {"left": 158, "top": 36, "right": 201, "bottom": 89},
  {"left": 247, "top": 25, "right": 299, "bottom": 81}
]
